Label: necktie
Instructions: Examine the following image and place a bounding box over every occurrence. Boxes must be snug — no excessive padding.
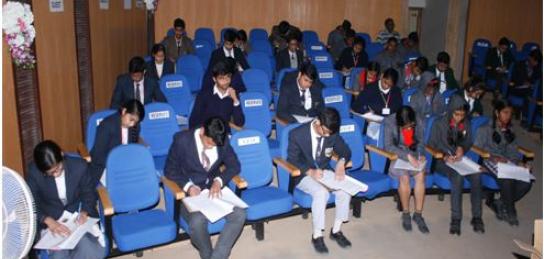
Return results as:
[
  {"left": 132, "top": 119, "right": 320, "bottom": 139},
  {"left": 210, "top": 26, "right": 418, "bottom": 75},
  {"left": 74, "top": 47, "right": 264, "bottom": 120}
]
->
[
  {"left": 290, "top": 53, "right": 297, "bottom": 68},
  {"left": 177, "top": 40, "right": 182, "bottom": 55},
  {"left": 300, "top": 89, "right": 306, "bottom": 106},
  {"left": 201, "top": 150, "right": 210, "bottom": 171},
  {"left": 315, "top": 137, "right": 323, "bottom": 160},
  {"left": 134, "top": 82, "right": 141, "bottom": 102}
]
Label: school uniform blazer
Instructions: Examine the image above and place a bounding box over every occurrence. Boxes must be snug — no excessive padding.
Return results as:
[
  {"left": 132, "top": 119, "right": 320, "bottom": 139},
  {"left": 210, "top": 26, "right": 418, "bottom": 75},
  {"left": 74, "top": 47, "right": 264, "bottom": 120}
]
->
[
  {"left": 26, "top": 156, "right": 97, "bottom": 230},
  {"left": 276, "top": 71, "right": 325, "bottom": 123},
  {"left": 428, "top": 114, "right": 473, "bottom": 155},
  {"left": 408, "top": 90, "right": 446, "bottom": 120},
  {"left": 287, "top": 122, "right": 351, "bottom": 187},
  {"left": 201, "top": 69, "right": 246, "bottom": 94},
  {"left": 383, "top": 115, "right": 425, "bottom": 161},
  {"left": 485, "top": 47, "right": 515, "bottom": 79},
  {"left": 207, "top": 46, "right": 250, "bottom": 73},
  {"left": 474, "top": 121, "right": 520, "bottom": 162},
  {"left": 145, "top": 59, "right": 175, "bottom": 82},
  {"left": 162, "top": 35, "right": 195, "bottom": 62},
  {"left": 351, "top": 82, "right": 402, "bottom": 116},
  {"left": 450, "top": 92, "right": 483, "bottom": 117},
  {"left": 335, "top": 47, "right": 368, "bottom": 70},
  {"left": 110, "top": 74, "right": 167, "bottom": 109},
  {"left": 164, "top": 129, "right": 241, "bottom": 190},
  {"left": 275, "top": 48, "right": 304, "bottom": 72},
  {"left": 429, "top": 65, "right": 459, "bottom": 91},
  {"left": 89, "top": 113, "right": 140, "bottom": 185}
]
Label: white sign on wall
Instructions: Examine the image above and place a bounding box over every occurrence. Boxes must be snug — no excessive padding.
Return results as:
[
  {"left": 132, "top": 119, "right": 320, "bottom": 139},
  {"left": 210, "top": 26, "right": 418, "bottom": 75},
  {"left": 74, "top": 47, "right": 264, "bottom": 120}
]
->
[
  {"left": 99, "top": 0, "right": 109, "bottom": 10},
  {"left": 124, "top": 0, "right": 132, "bottom": 10},
  {"left": 49, "top": 0, "right": 64, "bottom": 12}
]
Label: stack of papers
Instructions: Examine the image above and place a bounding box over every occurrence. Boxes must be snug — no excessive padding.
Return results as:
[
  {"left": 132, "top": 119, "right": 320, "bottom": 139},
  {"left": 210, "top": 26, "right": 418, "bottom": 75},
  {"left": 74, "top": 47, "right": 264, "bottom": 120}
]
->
[
  {"left": 446, "top": 156, "right": 482, "bottom": 176},
  {"left": 182, "top": 188, "right": 249, "bottom": 223},
  {"left": 357, "top": 112, "right": 384, "bottom": 123},
  {"left": 317, "top": 170, "right": 368, "bottom": 196},
  {"left": 393, "top": 159, "right": 427, "bottom": 172},
  {"left": 34, "top": 211, "right": 99, "bottom": 250},
  {"left": 497, "top": 162, "right": 535, "bottom": 183},
  {"left": 292, "top": 115, "right": 314, "bottom": 123}
]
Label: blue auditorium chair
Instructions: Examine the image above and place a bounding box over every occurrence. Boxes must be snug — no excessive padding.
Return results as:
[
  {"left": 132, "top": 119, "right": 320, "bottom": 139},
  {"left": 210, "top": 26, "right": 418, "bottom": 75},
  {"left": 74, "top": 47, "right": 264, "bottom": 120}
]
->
[
  {"left": 159, "top": 74, "right": 193, "bottom": 128},
  {"left": 193, "top": 39, "right": 213, "bottom": 69},
  {"left": 176, "top": 54, "right": 204, "bottom": 93},
  {"left": 194, "top": 27, "right": 216, "bottom": 50}
]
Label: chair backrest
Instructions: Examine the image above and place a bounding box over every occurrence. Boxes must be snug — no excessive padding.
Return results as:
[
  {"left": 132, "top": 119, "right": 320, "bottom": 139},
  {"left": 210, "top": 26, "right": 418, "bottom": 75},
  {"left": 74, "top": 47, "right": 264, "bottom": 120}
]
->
[
  {"left": 276, "top": 68, "right": 297, "bottom": 89},
  {"left": 471, "top": 38, "right": 491, "bottom": 77},
  {"left": 338, "top": 118, "right": 365, "bottom": 170},
  {"left": 250, "top": 39, "right": 274, "bottom": 57},
  {"left": 166, "top": 28, "right": 175, "bottom": 37},
  {"left": 247, "top": 52, "right": 274, "bottom": 81},
  {"left": 323, "top": 87, "right": 351, "bottom": 118},
  {"left": 193, "top": 39, "right": 213, "bottom": 69},
  {"left": 249, "top": 28, "right": 268, "bottom": 42},
  {"left": 310, "top": 51, "right": 334, "bottom": 69},
  {"left": 317, "top": 68, "right": 342, "bottom": 88},
  {"left": 305, "top": 42, "right": 326, "bottom": 57},
  {"left": 194, "top": 27, "right": 216, "bottom": 49},
  {"left": 521, "top": 42, "right": 540, "bottom": 60},
  {"left": 348, "top": 67, "right": 364, "bottom": 90},
  {"left": 366, "top": 42, "right": 384, "bottom": 61},
  {"left": 470, "top": 116, "right": 490, "bottom": 142},
  {"left": 230, "top": 130, "right": 273, "bottom": 189},
  {"left": 278, "top": 123, "right": 303, "bottom": 192},
  {"left": 106, "top": 144, "right": 159, "bottom": 213},
  {"left": 144, "top": 55, "right": 153, "bottom": 63},
  {"left": 86, "top": 109, "right": 117, "bottom": 150},
  {"left": 159, "top": 74, "right": 193, "bottom": 117},
  {"left": 140, "top": 103, "right": 179, "bottom": 156},
  {"left": 242, "top": 68, "right": 272, "bottom": 105},
  {"left": 403, "top": 87, "right": 419, "bottom": 105},
  {"left": 441, "top": 88, "right": 458, "bottom": 105},
  {"left": 356, "top": 33, "right": 372, "bottom": 46},
  {"left": 176, "top": 54, "right": 204, "bottom": 93},
  {"left": 240, "top": 92, "right": 272, "bottom": 136},
  {"left": 302, "top": 30, "right": 320, "bottom": 46}
]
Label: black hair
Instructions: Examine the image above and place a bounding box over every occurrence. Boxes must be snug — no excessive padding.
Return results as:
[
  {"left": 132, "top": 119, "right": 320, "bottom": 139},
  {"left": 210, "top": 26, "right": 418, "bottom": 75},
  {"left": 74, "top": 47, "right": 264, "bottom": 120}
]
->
[
  {"left": 341, "top": 20, "right": 352, "bottom": 31},
  {"left": 408, "top": 32, "right": 419, "bottom": 43},
  {"left": 353, "top": 37, "right": 365, "bottom": 49},
  {"left": 396, "top": 106, "right": 418, "bottom": 150},
  {"left": 121, "top": 99, "right": 145, "bottom": 121},
  {"left": 173, "top": 18, "right": 185, "bottom": 29},
  {"left": 128, "top": 56, "right": 146, "bottom": 73},
  {"left": 203, "top": 117, "right": 228, "bottom": 146},
  {"left": 367, "top": 61, "right": 381, "bottom": 74},
  {"left": 278, "top": 21, "right": 290, "bottom": 35},
  {"left": 529, "top": 48, "right": 542, "bottom": 64},
  {"left": 387, "top": 37, "right": 398, "bottom": 45},
  {"left": 492, "top": 99, "right": 516, "bottom": 144},
  {"left": 34, "top": 140, "right": 63, "bottom": 173},
  {"left": 345, "top": 29, "right": 356, "bottom": 39},
  {"left": 464, "top": 76, "right": 486, "bottom": 92},
  {"left": 212, "top": 60, "right": 233, "bottom": 77},
  {"left": 287, "top": 31, "right": 302, "bottom": 43},
  {"left": 414, "top": 56, "right": 429, "bottom": 72},
  {"left": 299, "top": 62, "right": 318, "bottom": 81},
  {"left": 436, "top": 51, "right": 450, "bottom": 65},
  {"left": 385, "top": 18, "right": 394, "bottom": 26},
  {"left": 498, "top": 37, "right": 510, "bottom": 47},
  {"left": 151, "top": 44, "right": 166, "bottom": 55},
  {"left": 223, "top": 29, "right": 237, "bottom": 43},
  {"left": 236, "top": 29, "right": 247, "bottom": 42},
  {"left": 318, "top": 107, "right": 341, "bottom": 135},
  {"left": 382, "top": 68, "right": 399, "bottom": 85}
]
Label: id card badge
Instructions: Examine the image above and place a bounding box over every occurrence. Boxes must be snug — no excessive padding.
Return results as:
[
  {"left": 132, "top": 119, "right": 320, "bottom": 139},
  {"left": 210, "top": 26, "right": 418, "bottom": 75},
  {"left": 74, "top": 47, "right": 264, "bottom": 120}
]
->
[{"left": 382, "top": 108, "right": 390, "bottom": 115}]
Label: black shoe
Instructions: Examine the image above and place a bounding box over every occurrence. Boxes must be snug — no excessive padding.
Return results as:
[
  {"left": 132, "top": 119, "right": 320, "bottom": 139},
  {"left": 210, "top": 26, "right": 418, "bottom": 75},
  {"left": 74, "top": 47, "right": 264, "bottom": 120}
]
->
[
  {"left": 471, "top": 217, "right": 485, "bottom": 233},
  {"left": 311, "top": 236, "right": 329, "bottom": 254},
  {"left": 506, "top": 211, "right": 519, "bottom": 226},
  {"left": 402, "top": 212, "right": 412, "bottom": 232},
  {"left": 488, "top": 199, "right": 507, "bottom": 221},
  {"left": 412, "top": 213, "right": 430, "bottom": 234},
  {"left": 450, "top": 219, "right": 461, "bottom": 236},
  {"left": 329, "top": 230, "right": 352, "bottom": 248}
]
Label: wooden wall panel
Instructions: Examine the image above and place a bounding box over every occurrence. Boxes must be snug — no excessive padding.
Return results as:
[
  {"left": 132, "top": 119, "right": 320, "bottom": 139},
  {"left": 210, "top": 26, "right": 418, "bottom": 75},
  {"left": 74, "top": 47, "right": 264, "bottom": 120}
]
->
[
  {"left": 33, "top": 0, "right": 82, "bottom": 152},
  {"left": 154, "top": 0, "right": 405, "bottom": 44},
  {"left": 2, "top": 42, "right": 24, "bottom": 174},
  {"left": 463, "top": 0, "right": 542, "bottom": 80},
  {"left": 89, "top": 1, "right": 147, "bottom": 110}
]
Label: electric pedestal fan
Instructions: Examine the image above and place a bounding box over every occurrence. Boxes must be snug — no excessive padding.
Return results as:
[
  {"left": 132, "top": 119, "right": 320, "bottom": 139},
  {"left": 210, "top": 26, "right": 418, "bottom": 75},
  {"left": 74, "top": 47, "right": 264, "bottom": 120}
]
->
[{"left": 2, "top": 166, "right": 36, "bottom": 259}]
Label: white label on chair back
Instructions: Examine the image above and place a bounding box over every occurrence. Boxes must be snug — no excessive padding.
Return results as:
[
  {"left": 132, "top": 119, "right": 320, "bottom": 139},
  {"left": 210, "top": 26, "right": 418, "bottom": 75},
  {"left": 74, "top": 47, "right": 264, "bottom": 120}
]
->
[
  {"left": 244, "top": 99, "right": 263, "bottom": 107},
  {"left": 477, "top": 42, "right": 489, "bottom": 47},
  {"left": 315, "top": 56, "right": 328, "bottom": 62},
  {"left": 311, "top": 45, "right": 323, "bottom": 50},
  {"left": 319, "top": 72, "right": 333, "bottom": 79},
  {"left": 96, "top": 118, "right": 104, "bottom": 126},
  {"left": 238, "top": 136, "right": 261, "bottom": 146},
  {"left": 149, "top": 110, "right": 170, "bottom": 120},
  {"left": 166, "top": 80, "right": 183, "bottom": 88},
  {"left": 531, "top": 46, "right": 538, "bottom": 50},
  {"left": 195, "top": 44, "right": 204, "bottom": 48},
  {"left": 445, "top": 97, "right": 450, "bottom": 104},
  {"left": 325, "top": 95, "right": 343, "bottom": 104},
  {"left": 407, "top": 95, "right": 412, "bottom": 103},
  {"left": 340, "top": 124, "right": 355, "bottom": 133}
]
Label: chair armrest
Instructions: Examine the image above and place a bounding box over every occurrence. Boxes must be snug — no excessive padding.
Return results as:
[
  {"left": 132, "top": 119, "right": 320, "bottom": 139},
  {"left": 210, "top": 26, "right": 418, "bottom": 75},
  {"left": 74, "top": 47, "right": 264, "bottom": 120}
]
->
[
  {"left": 273, "top": 157, "right": 301, "bottom": 177},
  {"left": 229, "top": 122, "right": 244, "bottom": 132},
  {"left": 425, "top": 145, "right": 443, "bottom": 159},
  {"left": 97, "top": 186, "right": 114, "bottom": 216},
  {"left": 538, "top": 100, "right": 543, "bottom": 106},
  {"left": 344, "top": 89, "right": 359, "bottom": 97},
  {"left": 331, "top": 153, "right": 353, "bottom": 168},
  {"left": 77, "top": 143, "right": 91, "bottom": 162},
  {"left": 232, "top": 175, "right": 248, "bottom": 189},
  {"left": 274, "top": 116, "right": 289, "bottom": 126},
  {"left": 365, "top": 145, "right": 398, "bottom": 161},
  {"left": 518, "top": 146, "right": 535, "bottom": 159},
  {"left": 471, "top": 146, "right": 491, "bottom": 159},
  {"left": 161, "top": 177, "right": 185, "bottom": 200}
]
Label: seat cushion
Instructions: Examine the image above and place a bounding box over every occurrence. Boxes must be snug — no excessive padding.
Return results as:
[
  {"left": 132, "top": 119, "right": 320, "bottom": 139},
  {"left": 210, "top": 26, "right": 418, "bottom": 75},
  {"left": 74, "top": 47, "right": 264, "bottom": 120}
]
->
[
  {"left": 348, "top": 170, "right": 391, "bottom": 199},
  {"left": 389, "top": 173, "right": 434, "bottom": 189},
  {"left": 112, "top": 209, "right": 177, "bottom": 252},
  {"left": 481, "top": 173, "right": 500, "bottom": 190},
  {"left": 433, "top": 172, "right": 471, "bottom": 190},
  {"left": 179, "top": 217, "right": 225, "bottom": 235},
  {"left": 293, "top": 188, "right": 335, "bottom": 208},
  {"left": 242, "top": 186, "right": 293, "bottom": 220}
]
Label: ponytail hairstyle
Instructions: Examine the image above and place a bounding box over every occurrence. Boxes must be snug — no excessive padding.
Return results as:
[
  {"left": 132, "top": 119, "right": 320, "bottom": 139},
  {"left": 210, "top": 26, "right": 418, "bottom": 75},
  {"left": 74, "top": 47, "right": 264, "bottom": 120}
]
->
[{"left": 492, "top": 99, "right": 515, "bottom": 144}]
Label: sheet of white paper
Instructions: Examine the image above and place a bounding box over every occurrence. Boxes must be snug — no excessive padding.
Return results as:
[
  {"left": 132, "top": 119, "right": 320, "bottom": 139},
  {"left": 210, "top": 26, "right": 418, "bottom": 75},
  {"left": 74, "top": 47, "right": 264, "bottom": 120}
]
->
[
  {"left": 182, "top": 188, "right": 248, "bottom": 223},
  {"left": 318, "top": 170, "right": 368, "bottom": 196},
  {"left": 292, "top": 115, "right": 314, "bottom": 123},
  {"left": 393, "top": 159, "right": 426, "bottom": 172},
  {"left": 34, "top": 212, "right": 99, "bottom": 250},
  {"left": 497, "top": 162, "right": 535, "bottom": 183},
  {"left": 218, "top": 188, "right": 249, "bottom": 209},
  {"left": 446, "top": 156, "right": 482, "bottom": 176},
  {"left": 366, "top": 121, "right": 381, "bottom": 141},
  {"left": 358, "top": 112, "right": 384, "bottom": 123},
  {"left": 176, "top": 115, "right": 188, "bottom": 125}
]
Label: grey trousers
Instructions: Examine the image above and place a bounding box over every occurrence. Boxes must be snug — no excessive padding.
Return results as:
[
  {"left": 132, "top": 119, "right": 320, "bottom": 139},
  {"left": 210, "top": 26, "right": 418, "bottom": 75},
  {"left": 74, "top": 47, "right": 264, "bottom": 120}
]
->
[
  {"left": 48, "top": 233, "right": 105, "bottom": 259},
  {"left": 180, "top": 204, "right": 246, "bottom": 259}
]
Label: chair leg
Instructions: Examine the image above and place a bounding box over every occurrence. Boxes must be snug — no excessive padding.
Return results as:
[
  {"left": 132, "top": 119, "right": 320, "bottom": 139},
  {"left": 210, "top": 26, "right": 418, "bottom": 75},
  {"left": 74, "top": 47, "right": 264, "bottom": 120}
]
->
[
  {"left": 135, "top": 251, "right": 143, "bottom": 257},
  {"left": 302, "top": 210, "right": 309, "bottom": 219},
  {"left": 352, "top": 199, "right": 362, "bottom": 218},
  {"left": 438, "top": 190, "right": 445, "bottom": 201},
  {"left": 255, "top": 222, "right": 265, "bottom": 241}
]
